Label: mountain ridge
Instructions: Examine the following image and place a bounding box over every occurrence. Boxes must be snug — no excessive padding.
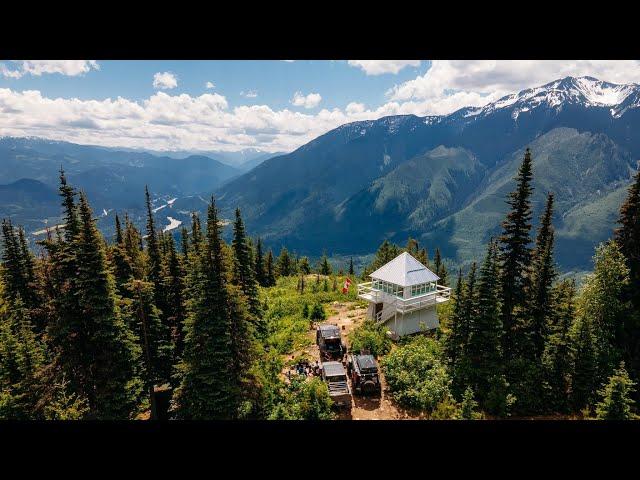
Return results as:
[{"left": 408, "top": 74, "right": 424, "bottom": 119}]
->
[
  {"left": 2, "top": 75, "right": 639, "bottom": 271},
  {"left": 214, "top": 75, "right": 640, "bottom": 270}
]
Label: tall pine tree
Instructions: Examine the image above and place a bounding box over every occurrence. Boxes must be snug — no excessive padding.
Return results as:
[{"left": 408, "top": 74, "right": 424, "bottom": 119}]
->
[
  {"left": 265, "top": 249, "right": 276, "bottom": 287},
  {"left": 366, "top": 240, "right": 400, "bottom": 276},
  {"left": 298, "top": 256, "right": 311, "bottom": 275},
  {"left": 445, "top": 268, "right": 473, "bottom": 395},
  {"left": 254, "top": 237, "right": 266, "bottom": 286},
  {"left": 318, "top": 252, "right": 332, "bottom": 275},
  {"left": 571, "top": 316, "right": 597, "bottom": 412},
  {"left": 615, "top": 170, "right": 640, "bottom": 306},
  {"left": 144, "top": 186, "right": 168, "bottom": 330},
  {"left": 174, "top": 198, "right": 255, "bottom": 419},
  {"left": 277, "top": 247, "right": 293, "bottom": 277},
  {"left": 433, "top": 248, "right": 448, "bottom": 286},
  {"left": 542, "top": 279, "right": 576, "bottom": 413},
  {"left": 0, "top": 295, "right": 46, "bottom": 419},
  {"left": 111, "top": 213, "right": 134, "bottom": 298},
  {"left": 1, "top": 220, "right": 30, "bottom": 304},
  {"left": 180, "top": 226, "right": 190, "bottom": 258},
  {"left": 578, "top": 241, "right": 630, "bottom": 389},
  {"left": 499, "top": 148, "right": 534, "bottom": 363},
  {"left": 466, "top": 241, "right": 503, "bottom": 407},
  {"left": 53, "top": 191, "right": 143, "bottom": 418},
  {"left": 162, "top": 234, "right": 186, "bottom": 363},
  {"left": 527, "top": 192, "right": 557, "bottom": 360},
  {"left": 126, "top": 279, "right": 173, "bottom": 417},
  {"left": 231, "top": 208, "right": 264, "bottom": 337},
  {"left": 613, "top": 170, "right": 640, "bottom": 394}
]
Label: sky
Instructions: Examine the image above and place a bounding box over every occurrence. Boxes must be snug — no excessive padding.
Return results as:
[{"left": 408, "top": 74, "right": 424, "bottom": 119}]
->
[{"left": 1, "top": 60, "right": 640, "bottom": 153}]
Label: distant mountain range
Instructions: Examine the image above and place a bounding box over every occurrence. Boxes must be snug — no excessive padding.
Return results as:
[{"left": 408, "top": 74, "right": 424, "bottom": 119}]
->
[
  {"left": 0, "top": 137, "right": 242, "bottom": 238},
  {"left": 92, "top": 145, "right": 286, "bottom": 171},
  {"left": 215, "top": 76, "right": 640, "bottom": 271},
  {"left": 2, "top": 76, "right": 639, "bottom": 271}
]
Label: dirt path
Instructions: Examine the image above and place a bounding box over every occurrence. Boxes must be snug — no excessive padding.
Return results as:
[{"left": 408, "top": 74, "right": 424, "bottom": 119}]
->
[{"left": 293, "top": 300, "right": 424, "bottom": 420}]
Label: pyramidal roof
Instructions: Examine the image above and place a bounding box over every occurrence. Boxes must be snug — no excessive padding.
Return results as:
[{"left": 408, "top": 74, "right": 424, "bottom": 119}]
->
[{"left": 370, "top": 252, "right": 439, "bottom": 287}]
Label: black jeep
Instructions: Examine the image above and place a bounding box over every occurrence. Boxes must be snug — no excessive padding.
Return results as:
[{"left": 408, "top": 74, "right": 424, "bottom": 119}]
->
[
  {"left": 316, "top": 324, "right": 346, "bottom": 361},
  {"left": 347, "top": 354, "right": 382, "bottom": 395},
  {"left": 320, "top": 361, "right": 352, "bottom": 410}
]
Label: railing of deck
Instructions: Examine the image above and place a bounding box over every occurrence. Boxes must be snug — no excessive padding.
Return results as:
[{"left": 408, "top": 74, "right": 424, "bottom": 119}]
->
[
  {"left": 358, "top": 282, "right": 452, "bottom": 322},
  {"left": 397, "top": 285, "right": 451, "bottom": 314}
]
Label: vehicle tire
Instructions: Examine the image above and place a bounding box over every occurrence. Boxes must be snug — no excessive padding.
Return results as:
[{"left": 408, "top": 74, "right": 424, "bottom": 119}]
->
[{"left": 362, "top": 381, "right": 377, "bottom": 395}]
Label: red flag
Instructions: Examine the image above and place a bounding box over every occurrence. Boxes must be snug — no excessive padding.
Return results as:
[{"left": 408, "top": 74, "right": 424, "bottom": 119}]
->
[{"left": 342, "top": 277, "right": 352, "bottom": 294}]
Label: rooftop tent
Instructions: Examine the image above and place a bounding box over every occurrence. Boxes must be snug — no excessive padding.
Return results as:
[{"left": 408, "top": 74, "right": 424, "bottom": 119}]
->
[
  {"left": 318, "top": 324, "right": 341, "bottom": 338},
  {"left": 369, "top": 251, "right": 439, "bottom": 287},
  {"left": 323, "top": 361, "right": 346, "bottom": 377},
  {"left": 355, "top": 354, "right": 377, "bottom": 371}
]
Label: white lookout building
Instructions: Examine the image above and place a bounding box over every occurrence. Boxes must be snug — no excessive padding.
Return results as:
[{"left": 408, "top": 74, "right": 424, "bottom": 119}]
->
[{"left": 357, "top": 252, "right": 451, "bottom": 336}]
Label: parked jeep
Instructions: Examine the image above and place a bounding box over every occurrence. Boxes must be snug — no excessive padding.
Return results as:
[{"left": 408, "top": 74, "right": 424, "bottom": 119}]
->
[
  {"left": 316, "top": 324, "right": 347, "bottom": 361},
  {"left": 347, "top": 354, "right": 382, "bottom": 395},
  {"left": 320, "top": 361, "right": 352, "bottom": 410}
]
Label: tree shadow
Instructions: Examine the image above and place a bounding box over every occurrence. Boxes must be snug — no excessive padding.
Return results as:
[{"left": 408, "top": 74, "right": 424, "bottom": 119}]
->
[
  {"left": 335, "top": 407, "right": 353, "bottom": 420},
  {"left": 353, "top": 394, "right": 382, "bottom": 411}
]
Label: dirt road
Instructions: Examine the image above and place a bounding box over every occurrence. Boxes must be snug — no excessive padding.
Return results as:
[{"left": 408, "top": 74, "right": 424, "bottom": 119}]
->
[{"left": 296, "top": 300, "right": 424, "bottom": 420}]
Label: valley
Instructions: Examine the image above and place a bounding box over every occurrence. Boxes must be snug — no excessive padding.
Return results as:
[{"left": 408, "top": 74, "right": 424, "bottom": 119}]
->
[
  {"left": 2, "top": 76, "right": 640, "bottom": 273},
  {"left": 3, "top": 69, "right": 640, "bottom": 421}
]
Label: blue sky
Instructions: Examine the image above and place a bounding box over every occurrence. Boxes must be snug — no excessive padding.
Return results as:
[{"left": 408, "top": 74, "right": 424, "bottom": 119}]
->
[
  {"left": 0, "top": 60, "right": 426, "bottom": 109},
  {"left": 1, "top": 60, "right": 638, "bottom": 152}
]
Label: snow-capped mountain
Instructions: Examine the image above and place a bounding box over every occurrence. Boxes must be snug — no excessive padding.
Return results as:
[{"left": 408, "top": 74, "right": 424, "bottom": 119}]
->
[
  {"left": 216, "top": 75, "right": 640, "bottom": 270},
  {"left": 459, "top": 76, "right": 639, "bottom": 120},
  {"left": 4, "top": 75, "right": 640, "bottom": 271}
]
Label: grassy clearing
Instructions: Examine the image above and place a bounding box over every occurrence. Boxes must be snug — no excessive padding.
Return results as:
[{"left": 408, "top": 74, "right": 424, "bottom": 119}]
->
[{"left": 260, "top": 274, "right": 359, "bottom": 356}]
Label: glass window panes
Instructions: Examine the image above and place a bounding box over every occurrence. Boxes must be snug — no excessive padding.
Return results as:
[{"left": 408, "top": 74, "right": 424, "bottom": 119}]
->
[
  {"left": 372, "top": 279, "right": 403, "bottom": 298},
  {"left": 410, "top": 282, "right": 438, "bottom": 297}
]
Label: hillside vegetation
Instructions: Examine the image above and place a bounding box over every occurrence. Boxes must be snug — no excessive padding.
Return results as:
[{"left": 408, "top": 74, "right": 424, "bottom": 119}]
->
[{"left": 2, "top": 143, "right": 640, "bottom": 420}]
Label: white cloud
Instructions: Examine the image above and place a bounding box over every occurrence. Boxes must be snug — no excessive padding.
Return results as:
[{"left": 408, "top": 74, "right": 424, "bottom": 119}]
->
[
  {"left": 0, "top": 85, "right": 420, "bottom": 152},
  {"left": 348, "top": 60, "right": 421, "bottom": 75},
  {"left": 205, "top": 81, "right": 215, "bottom": 89},
  {"left": 0, "top": 65, "right": 23, "bottom": 79},
  {"left": 291, "top": 91, "right": 322, "bottom": 109},
  {"left": 0, "top": 60, "right": 99, "bottom": 79},
  {"left": 386, "top": 60, "right": 640, "bottom": 114},
  {"left": 399, "top": 61, "right": 640, "bottom": 118},
  {"left": 0, "top": 87, "right": 341, "bottom": 152},
  {"left": 2, "top": 61, "right": 640, "bottom": 154},
  {"left": 345, "top": 102, "right": 366, "bottom": 115},
  {"left": 153, "top": 72, "right": 178, "bottom": 90},
  {"left": 240, "top": 90, "right": 258, "bottom": 98}
]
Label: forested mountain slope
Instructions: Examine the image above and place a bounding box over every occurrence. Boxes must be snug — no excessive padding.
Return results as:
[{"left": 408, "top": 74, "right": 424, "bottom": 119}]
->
[{"left": 215, "top": 76, "right": 640, "bottom": 270}]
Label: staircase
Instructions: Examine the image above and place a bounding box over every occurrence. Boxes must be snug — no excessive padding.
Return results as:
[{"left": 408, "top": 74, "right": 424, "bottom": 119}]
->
[{"left": 375, "top": 300, "right": 398, "bottom": 325}]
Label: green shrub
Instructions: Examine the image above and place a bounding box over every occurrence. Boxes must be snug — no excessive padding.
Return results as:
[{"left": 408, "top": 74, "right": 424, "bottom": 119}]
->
[
  {"left": 309, "top": 302, "right": 326, "bottom": 322},
  {"left": 260, "top": 276, "right": 356, "bottom": 356},
  {"left": 247, "top": 349, "right": 286, "bottom": 418},
  {"left": 269, "top": 376, "right": 334, "bottom": 420},
  {"left": 595, "top": 362, "right": 637, "bottom": 420},
  {"left": 430, "top": 394, "right": 461, "bottom": 419},
  {"left": 382, "top": 336, "right": 452, "bottom": 412},
  {"left": 349, "top": 320, "right": 392, "bottom": 357},
  {"left": 459, "top": 387, "right": 483, "bottom": 420},
  {"left": 484, "top": 374, "right": 516, "bottom": 417}
]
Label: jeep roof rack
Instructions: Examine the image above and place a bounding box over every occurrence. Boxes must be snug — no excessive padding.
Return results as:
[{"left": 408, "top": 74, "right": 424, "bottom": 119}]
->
[
  {"left": 355, "top": 354, "right": 376, "bottom": 370},
  {"left": 319, "top": 324, "right": 341, "bottom": 336},
  {"left": 323, "top": 361, "right": 346, "bottom": 376}
]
